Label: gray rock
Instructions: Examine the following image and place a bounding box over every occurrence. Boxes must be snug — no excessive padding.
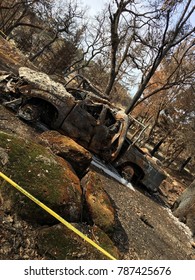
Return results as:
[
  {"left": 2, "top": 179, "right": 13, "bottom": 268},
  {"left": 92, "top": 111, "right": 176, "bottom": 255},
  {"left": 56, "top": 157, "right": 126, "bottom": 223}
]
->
[{"left": 172, "top": 179, "right": 195, "bottom": 236}]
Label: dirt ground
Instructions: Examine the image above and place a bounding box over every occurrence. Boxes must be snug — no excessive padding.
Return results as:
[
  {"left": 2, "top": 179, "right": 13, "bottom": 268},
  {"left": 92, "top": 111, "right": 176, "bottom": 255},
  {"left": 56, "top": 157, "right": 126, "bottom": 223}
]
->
[{"left": 91, "top": 166, "right": 195, "bottom": 259}]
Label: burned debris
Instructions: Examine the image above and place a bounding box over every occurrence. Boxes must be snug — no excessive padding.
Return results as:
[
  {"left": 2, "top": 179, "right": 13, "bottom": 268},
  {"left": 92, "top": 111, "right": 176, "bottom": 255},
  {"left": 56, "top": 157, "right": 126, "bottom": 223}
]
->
[{"left": 0, "top": 67, "right": 129, "bottom": 162}]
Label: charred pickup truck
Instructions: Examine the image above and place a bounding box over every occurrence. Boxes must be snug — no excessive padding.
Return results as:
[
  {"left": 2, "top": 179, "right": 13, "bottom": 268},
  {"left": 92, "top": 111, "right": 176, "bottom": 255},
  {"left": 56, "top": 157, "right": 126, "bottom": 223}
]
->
[{"left": 0, "top": 67, "right": 166, "bottom": 191}]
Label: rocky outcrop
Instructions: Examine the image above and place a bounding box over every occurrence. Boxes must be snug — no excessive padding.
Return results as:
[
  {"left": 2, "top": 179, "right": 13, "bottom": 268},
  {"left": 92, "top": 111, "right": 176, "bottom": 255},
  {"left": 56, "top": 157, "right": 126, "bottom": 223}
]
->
[
  {"left": 37, "top": 223, "right": 120, "bottom": 260},
  {"left": 38, "top": 130, "right": 92, "bottom": 178},
  {"left": 0, "top": 131, "right": 82, "bottom": 224},
  {"left": 81, "top": 171, "right": 116, "bottom": 233},
  {"left": 172, "top": 179, "right": 195, "bottom": 236}
]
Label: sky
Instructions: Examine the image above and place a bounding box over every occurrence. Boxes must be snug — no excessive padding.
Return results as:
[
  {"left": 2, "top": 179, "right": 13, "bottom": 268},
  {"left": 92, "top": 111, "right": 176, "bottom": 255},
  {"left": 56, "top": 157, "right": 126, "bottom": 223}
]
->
[
  {"left": 81, "top": 0, "right": 195, "bottom": 24},
  {"left": 81, "top": 0, "right": 107, "bottom": 16}
]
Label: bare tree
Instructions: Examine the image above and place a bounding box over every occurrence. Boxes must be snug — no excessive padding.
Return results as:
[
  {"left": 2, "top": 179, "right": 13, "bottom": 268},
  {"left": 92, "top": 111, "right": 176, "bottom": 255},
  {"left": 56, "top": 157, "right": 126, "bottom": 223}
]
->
[
  {"left": 0, "top": 0, "right": 49, "bottom": 36},
  {"left": 136, "top": 40, "right": 195, "bottom": 143},
  {"left": 95, "top": 0, "right": 194, "bottom": 113},
  {"left": 63, "top": 12, "right": 109, "bottom": 76},
  {"left": 135, "top": 40, "right": 195, "bottom": 106},
  {"left": 29, "top": 0, "right": 86, "bottom": 62},
  {"left": 0, "top": 0, "right": 87, "bottom": 71},
  {"left": 125, "top": 0, "right": 195, "bottom": 113},
  {"left": 104, "top": 0, "right": 136, "bottom": 96}
]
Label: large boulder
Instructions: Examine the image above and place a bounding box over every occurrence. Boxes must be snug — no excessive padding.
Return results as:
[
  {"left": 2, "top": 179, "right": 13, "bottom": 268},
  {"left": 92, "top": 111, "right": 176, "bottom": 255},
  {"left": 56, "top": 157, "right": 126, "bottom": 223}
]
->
[
  {"left": 38, "top": 130, "right": 92, "bottom": 178},
  {"left": 0, "top": 131, "right": 82, "bottom": 224},
  {"left": 37, "top": 223, "right": 120, "bottom": 260},
  {"left": 81, "top": 171, "right": 116, "bottom": 233},
  {"left": 172, "top": 179, "right": 195, "bottom": 236}
]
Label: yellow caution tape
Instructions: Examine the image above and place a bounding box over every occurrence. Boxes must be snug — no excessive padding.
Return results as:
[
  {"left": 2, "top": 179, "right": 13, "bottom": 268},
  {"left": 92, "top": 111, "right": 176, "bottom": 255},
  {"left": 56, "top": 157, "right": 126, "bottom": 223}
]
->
[
  {"left": 0, "top": 172, "right": 116, "bottom": 260},
  {"left": 0, "top": 29, "right": 7, "bottom": 38}
]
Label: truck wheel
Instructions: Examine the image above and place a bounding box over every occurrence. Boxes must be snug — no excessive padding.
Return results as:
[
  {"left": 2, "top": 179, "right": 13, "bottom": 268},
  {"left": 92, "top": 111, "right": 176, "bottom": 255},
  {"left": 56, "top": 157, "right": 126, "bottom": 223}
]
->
[
  {"left": 17, "top": 98, "right": 58, "bottom": 126},
  {"left": 121, "top": 166, "right": 135, "bottom": 182},
  {"left": 17, "top": 103, "right": 41, "bottom": 121}
]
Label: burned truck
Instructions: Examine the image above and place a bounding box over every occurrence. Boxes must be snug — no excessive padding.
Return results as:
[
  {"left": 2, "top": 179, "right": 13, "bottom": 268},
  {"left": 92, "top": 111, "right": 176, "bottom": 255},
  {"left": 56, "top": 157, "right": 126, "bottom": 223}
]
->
[{"left": 0, "top": 67, "right": 166, "bottom": 191}]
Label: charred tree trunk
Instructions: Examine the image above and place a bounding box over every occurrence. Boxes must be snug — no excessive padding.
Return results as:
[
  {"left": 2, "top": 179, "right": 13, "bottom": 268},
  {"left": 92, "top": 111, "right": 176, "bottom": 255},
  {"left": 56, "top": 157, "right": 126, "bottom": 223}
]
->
[
  {"left": 179, "top": 156, "right": 192, "bottom": 172},
  {"left": 150, "top": 131, "right": 171, "bottom": 156},
  {"left": 164, "top": 146, "right": 184, "bottom": 167},
  {"left": 29, "top": 33, "right": 58, "bottom": 62},
  {"left": 104, "top": 4, "right": 120, "bottom": 96},
  {"left": 150, "top": 138, "right": 164, "bottom": 156}
]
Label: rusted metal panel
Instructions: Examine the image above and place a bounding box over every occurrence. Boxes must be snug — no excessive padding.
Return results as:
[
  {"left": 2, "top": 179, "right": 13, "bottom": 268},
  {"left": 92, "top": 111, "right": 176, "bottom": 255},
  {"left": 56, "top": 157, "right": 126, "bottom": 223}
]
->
[{"left": 114, "top": 139, "right": 166, "bottom": 191}]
